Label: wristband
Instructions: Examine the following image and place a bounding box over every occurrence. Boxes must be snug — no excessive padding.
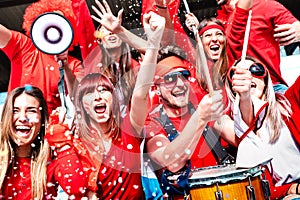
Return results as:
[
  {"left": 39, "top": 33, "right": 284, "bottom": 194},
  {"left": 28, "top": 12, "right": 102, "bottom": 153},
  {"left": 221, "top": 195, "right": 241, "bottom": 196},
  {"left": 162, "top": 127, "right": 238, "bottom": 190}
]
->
[{"left": 156, "top": 4, "right": 167, "bottom": 9}]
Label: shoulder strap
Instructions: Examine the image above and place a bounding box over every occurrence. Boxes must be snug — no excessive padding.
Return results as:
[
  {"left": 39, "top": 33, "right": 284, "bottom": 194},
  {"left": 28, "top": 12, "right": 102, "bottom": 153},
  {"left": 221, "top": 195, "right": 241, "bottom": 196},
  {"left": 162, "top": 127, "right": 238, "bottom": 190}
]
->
[
  {"left": 156, "top": 102, "right": 234, "bottom": 165},
  {"left": 154, "top": 106, "right": 179, "bottom": 141}
]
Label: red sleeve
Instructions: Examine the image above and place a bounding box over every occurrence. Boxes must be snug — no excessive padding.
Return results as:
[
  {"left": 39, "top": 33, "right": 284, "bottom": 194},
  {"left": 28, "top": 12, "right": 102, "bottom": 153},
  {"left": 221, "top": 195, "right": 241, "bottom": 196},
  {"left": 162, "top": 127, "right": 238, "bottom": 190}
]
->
[
  {"left": 144, "top": 112, "right": 167, "bottom": 141},
  {"left": 216, "top": 7, "right": 230, "bottom": 29},
  {"left": 71, "top": 0, "right": 98, "bottom": 60},
  {"left": 270, "top": 1, "right": 298, "bottom": 25},
  {"left": 226, "top": 6, "right": 249, "bottom": 66},
  {"left": 68, "top": 55, "right": 84, "bottom": 80},
  {"left": 284, "top": 76, "right": 300, "bottom": 145},
  {"left": 1, "top": 30, "right": 33, "bottom": 60},
  {"left": 142, "top": 0, "right": 157, "bottom": 16},
  {"left": 49, "top": 147, "right": 87, "bottom": 196}
]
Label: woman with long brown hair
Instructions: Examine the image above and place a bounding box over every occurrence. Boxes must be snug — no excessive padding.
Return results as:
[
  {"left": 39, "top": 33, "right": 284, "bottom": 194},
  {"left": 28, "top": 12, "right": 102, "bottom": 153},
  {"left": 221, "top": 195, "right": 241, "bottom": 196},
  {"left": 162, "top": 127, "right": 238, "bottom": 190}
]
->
[{"left": 0, "top": 86, "right": 86, "bottom": 199}]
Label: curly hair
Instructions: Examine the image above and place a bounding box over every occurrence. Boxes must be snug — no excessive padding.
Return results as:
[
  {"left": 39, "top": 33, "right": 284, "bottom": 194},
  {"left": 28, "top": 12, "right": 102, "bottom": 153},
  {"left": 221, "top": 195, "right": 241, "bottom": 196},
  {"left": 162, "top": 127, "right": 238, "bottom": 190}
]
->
[{"left": 22, "top": 0, "right": 79, "bottom": 49}]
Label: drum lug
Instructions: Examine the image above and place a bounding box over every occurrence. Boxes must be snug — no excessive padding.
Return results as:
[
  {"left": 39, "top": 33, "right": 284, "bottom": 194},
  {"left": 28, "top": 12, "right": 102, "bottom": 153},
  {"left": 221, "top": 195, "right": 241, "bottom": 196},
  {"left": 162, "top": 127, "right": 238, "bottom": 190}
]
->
[
  {"left": 184, "top": 190, "right": 191, "bottom": 200},
  {"left": 261, "top": 179, "right": 271, "bottom": 199},
  {"left": 246, "top": 177, "right": 256, "bottom": 200},
  {"left": 215, "top": 183, "right": 223, "bottom": 200}
]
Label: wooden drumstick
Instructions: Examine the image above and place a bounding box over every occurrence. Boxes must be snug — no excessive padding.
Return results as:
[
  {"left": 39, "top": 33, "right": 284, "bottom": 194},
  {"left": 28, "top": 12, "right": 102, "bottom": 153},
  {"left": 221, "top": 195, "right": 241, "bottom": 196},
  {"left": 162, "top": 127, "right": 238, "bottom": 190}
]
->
[
  {"left": 233, "top": 10, "right": 252, "bottom": 115},
  {"left": 183, "top": 0, "right": 214, "bottom": 95}
]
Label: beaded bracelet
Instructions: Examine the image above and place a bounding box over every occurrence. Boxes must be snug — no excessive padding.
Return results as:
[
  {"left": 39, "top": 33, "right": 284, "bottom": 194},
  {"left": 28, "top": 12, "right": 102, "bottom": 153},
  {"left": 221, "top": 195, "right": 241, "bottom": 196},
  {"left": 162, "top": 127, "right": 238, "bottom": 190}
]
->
[{"left": 156, "top": 4, "right": 167, "bottom": 9}]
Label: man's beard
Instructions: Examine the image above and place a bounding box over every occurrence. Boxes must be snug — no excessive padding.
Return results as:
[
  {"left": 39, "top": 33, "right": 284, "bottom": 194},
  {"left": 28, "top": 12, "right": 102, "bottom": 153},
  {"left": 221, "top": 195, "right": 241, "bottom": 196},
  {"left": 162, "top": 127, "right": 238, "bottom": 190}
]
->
[{"left": 216, "top": 0, "right": 228, "bottom": 6}]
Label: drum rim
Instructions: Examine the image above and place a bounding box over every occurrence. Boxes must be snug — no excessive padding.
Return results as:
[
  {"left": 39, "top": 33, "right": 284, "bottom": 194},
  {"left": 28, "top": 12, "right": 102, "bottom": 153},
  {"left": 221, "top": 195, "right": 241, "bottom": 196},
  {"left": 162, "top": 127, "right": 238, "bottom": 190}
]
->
[{"left": 188, "top": 164, "right": 264, "bottom": 188}]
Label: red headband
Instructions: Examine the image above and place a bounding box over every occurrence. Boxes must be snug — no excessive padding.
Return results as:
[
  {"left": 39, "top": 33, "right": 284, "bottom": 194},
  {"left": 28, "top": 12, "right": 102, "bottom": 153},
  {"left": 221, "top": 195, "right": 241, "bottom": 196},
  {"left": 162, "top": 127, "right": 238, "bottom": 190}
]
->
[
  {"left": 155, "top": 56, "right": 187, "bottom": 77},
  {"left": 199, "top": 24, "right": 225, "bottom": 36}
]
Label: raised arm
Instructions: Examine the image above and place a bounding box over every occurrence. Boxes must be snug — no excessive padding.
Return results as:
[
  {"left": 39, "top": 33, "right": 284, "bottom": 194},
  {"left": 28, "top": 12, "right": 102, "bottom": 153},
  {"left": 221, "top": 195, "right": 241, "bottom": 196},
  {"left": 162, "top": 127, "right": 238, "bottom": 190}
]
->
[
  {"left": 129, "top": 12, "right": 165, "bottom": 135},
  {"left": 152, "top": 0, "right": 175, "bottom": 47},
  {"left": 0, "top": 24, "right": 12, "bottom": 48},
  {"left": 91, "top": 0, "right": 147, "bottom": 54}
]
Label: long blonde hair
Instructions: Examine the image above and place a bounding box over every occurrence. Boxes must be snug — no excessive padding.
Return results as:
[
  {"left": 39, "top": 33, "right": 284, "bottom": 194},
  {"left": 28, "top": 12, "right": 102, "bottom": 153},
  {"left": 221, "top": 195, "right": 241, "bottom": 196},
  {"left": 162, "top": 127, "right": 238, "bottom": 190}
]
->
[
  {"left": 0, "top": 86, "right": 49, "bottom": 199},
  {"left": 226, "top": 56, "right": 289, "bottom": 143}
]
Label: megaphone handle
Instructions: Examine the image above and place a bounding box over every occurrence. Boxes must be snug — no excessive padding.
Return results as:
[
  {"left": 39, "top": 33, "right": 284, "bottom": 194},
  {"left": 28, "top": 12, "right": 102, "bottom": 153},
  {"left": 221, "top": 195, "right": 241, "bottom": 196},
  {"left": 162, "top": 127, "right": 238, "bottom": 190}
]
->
[{"left": 57, "top": 62, "right": 71, "bottom": 118}]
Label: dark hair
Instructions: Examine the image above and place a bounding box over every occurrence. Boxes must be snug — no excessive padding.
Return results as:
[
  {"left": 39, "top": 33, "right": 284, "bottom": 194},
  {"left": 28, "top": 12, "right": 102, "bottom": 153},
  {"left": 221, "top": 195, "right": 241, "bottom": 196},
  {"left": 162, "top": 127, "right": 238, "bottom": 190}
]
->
[
  {"left": 157, "top": 45, "right": 187, "bottom": 63},
  {"left": 198, "top": 17, "right": 228, "bottom": 90}
]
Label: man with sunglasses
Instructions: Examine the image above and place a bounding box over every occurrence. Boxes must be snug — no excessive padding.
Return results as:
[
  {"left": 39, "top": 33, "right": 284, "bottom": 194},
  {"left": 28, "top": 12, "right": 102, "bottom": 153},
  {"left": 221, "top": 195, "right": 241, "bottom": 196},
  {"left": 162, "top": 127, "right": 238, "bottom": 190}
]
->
[{"left": 143, "top": 46, "right": 227, "bottom": 198}]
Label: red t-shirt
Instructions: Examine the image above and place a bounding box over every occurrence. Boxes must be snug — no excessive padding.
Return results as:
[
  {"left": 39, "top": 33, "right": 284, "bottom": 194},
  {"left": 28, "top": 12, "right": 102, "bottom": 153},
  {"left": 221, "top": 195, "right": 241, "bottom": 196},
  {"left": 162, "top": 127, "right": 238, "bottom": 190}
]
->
[
  {"left": 2, "top": 149, "right": 86, "bottom": 200},
  {"left": 145, "top": 104, "right": 219, "bottom": 171},
  {"left": 1, "top": 31, "right": 83, "bottom": 113},
  {"left": 92, "top": 115, "right": 144, "bottom": 199}
]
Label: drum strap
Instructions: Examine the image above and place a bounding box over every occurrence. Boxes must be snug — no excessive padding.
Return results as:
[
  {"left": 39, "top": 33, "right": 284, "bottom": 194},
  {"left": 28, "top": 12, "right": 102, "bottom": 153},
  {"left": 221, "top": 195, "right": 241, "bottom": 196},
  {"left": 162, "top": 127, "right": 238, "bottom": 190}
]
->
[{"left": 155, "top": 102, "right": 234, "bottom": 165}]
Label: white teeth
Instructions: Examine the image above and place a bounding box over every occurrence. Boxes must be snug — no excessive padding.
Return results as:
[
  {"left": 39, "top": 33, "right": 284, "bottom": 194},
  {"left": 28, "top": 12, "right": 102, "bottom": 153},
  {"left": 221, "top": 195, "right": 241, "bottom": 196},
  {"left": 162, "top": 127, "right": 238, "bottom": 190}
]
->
[
  {"left": 108, "top": 36, "right": 117, "bottom": 42},
  {"left": 210, "top": 45, "right": 219, "bottom": 51},
  {"left": 15, "top": 126, "right": 31, "bottom": 130},
  {"left": 173, "top": 91, "right": 186, "bottom": 96}
]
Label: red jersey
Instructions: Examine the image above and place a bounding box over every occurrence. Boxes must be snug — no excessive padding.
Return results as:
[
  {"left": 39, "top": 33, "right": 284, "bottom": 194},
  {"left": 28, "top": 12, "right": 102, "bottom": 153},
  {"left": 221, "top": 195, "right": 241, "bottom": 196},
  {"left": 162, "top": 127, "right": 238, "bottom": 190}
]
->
[
  {"left": 1, "top": 31, "right": 83, "bottom": 113},
  {"left": 83, "top": 114, "right": 144, "bottom": 199}
]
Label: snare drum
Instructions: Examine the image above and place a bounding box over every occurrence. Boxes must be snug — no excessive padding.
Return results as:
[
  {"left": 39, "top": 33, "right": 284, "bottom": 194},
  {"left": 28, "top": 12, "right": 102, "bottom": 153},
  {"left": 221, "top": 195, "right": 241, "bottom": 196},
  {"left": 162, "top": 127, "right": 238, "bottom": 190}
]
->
[{"left": 188, "top": 165, "right": 268, "bottom": 200}]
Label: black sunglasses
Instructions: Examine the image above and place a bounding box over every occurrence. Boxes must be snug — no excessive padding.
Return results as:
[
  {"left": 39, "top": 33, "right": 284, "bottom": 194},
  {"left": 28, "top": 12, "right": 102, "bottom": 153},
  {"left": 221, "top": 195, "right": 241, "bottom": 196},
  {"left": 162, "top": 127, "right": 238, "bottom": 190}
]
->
[
  {"left": 159, "top": 70, "right": 191, "bottom": 87},
  {"left": 228, "top": 62, "right": 266, "bottom": 82}
]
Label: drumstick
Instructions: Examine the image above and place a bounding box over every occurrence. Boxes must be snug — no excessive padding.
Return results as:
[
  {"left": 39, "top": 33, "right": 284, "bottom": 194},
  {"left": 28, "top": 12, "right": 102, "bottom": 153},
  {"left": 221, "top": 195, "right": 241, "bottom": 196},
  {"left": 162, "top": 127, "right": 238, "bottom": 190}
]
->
[
  {"left": 182, "top": 0, "right": 214, "bottom": 95},
  {"left": 233, "top": 10, "right": 252, "bottom": 115}
]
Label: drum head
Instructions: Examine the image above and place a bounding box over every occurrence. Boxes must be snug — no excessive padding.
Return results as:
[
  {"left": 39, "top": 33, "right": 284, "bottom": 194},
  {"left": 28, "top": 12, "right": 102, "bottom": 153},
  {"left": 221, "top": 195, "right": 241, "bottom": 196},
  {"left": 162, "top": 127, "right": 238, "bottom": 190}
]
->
[{"left": 188, "top": 164, "right": 263, "bottom": 188}]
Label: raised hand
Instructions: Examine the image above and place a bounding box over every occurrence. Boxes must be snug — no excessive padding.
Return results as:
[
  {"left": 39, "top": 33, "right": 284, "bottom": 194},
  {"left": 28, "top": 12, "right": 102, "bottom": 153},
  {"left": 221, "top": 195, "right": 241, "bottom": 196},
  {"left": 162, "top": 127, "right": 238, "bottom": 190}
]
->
[
  {"left": 143, "top": 11, "right": 166, "bottom": 49},
  {"left": 274, "top": 22, "right": 300, "bottom": 46},
  {"left": 230, "top": 67, "right": 252, "bottom": 100},
  {"left": 198, "top": 90, "right": 224, "bottom": 123},
  {"left": 91, "top": 0, "right": 123, "bottom": 34},
  {"left": 185, "top": 13, "right": 199, "bottom": 31}
]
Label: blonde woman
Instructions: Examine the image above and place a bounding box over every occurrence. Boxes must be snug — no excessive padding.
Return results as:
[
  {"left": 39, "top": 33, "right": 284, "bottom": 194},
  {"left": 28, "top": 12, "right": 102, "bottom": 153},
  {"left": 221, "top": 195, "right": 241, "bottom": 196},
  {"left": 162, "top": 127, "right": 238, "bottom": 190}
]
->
[{"left": 227, "top": 56, "right": 300, "bottom": 199}]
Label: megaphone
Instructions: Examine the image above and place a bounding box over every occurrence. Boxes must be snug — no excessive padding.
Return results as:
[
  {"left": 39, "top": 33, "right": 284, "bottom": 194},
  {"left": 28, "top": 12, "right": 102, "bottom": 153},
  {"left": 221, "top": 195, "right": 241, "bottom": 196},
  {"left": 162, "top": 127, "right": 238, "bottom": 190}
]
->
[{"left": 30, "top": 12, "right": 74, "bottom": 55}]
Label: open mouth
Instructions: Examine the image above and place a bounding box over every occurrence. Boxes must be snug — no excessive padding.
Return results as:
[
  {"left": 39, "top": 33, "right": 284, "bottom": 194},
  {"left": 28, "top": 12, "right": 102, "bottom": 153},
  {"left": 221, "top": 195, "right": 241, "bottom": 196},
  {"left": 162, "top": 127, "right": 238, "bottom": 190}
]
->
[
  {"left": 251, "top": 82, "right": 257, "bottom": 88},
  {"left": 15, "top": 125, "right": 31, "bottom": 136},
  {"left": 94, "top": 104, "right": 107, "bottom": 114},
  {"left": 107, "top": 36, "right": 117, "bottom": 43},
  {"left": 172, "top": 89, "right": 187, "bottom": 97},
  {"left": 210, "top": 44, "right": 220, "bottom": 53}
]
